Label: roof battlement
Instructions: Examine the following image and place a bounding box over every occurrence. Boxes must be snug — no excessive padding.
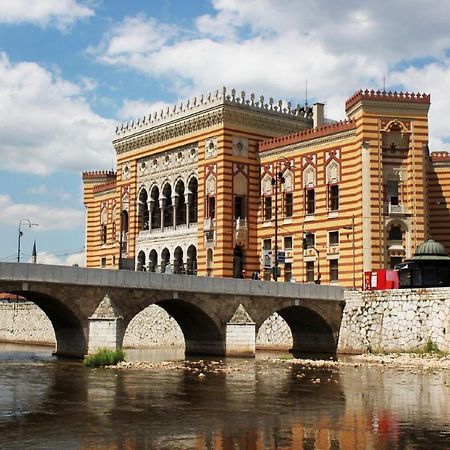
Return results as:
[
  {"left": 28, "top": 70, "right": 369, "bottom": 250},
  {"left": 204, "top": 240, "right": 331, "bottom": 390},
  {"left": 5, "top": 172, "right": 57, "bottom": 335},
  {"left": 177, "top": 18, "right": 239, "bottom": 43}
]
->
[
  {"left": 259, "top": 119, "right": 356, "bottom": 152},
  {"left": 431, "top": 151, "right": 450, "bottom": 162},
  {"left": 82, "top": 170, "right": 116, "bottom": 182},
  {"left": 345, "top": 89, "right": 430, "bottom": 111},
  {"left": 114, "top": 86, "right": 313, "bottom": 139}
]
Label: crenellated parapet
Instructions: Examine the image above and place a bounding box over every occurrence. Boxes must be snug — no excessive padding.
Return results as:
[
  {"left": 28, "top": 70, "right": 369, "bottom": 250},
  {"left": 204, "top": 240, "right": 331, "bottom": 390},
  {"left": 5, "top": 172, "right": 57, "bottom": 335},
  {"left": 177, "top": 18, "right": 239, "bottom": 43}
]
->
[
  {"left": 113, "top": 87, "right": 315, "bottom": 154},
  {"left": 259, "top": 119, "right": 356, "bottom": 152},
  {"left": 345, "top": 89, "right": 430, "bottom": 112},
  {"left": 82, "top": 170, "right": 117, "bottom": 185},
  {"left": 82, "top": 170, "right": 116, "bottom": 179},
  {"left": 115, "top": 87, "right": 313, "bottom": 138},
  {"left": 431, "top": 151, "right": 450, "bottom": 162}
]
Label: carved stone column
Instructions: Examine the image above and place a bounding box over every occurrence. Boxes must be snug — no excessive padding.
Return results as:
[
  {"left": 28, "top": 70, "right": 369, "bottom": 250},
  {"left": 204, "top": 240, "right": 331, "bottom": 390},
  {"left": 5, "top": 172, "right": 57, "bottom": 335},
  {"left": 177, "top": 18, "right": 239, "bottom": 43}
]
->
[
  {"left": 159, "top": 197, "right": 165, "bottom": 230},
  {"left": 186, "top": 192, "right": 191, "bottom": 226},
  {"left": 172, "top": 194, "right": 177, "bottom": 228},
  {"left": 148, "top": 200, "right": 154, "bottom": 231}
]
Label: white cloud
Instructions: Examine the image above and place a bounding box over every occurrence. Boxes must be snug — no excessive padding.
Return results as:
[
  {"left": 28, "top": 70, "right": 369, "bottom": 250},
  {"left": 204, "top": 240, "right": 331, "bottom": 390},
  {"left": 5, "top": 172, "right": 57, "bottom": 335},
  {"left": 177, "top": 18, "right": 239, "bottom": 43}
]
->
[
  {"left": 92, "top": 1, "right": 450, "bottom": 148},
  {"left": 27, "top": 185, "right": 72, "bottom": 201},
  {"left": 91, "top": 14, "right": 177, "bottom": 62},
  {"left": 118, "top": 99, "right": 173, "bottom": 121},
  {"left": 0, "top": 53, "right": 115, "bottom": 175},
  {"left": 0, "top": 194, "right": 83, "bottom": 230},
  {"left": 0, "top": 0, "right": 94, "bottom": 31},
  {"left": 390, "top": 60, "right": 450, "bottom": 151},
  {"left": 32, "top": 251, "right": 85, "bottom": 267}
]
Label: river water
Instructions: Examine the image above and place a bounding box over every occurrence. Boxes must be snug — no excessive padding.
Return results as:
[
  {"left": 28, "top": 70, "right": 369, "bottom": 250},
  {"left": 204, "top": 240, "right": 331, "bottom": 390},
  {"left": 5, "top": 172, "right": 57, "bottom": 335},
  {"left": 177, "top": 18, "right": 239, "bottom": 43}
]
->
[{"left": 1, "top": 344, "right": 450, "bottom": 449}]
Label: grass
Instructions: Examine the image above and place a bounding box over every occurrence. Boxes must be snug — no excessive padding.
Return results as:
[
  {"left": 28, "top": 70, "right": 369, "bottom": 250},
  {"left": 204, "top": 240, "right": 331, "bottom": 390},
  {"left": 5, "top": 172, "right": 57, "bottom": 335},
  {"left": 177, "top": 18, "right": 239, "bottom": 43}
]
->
[
  {"left": 409, "top": 339, "right": 447, "bottom": 357},
  {"left": 83, "top": 348, "right": 125, "bottom": 368}
]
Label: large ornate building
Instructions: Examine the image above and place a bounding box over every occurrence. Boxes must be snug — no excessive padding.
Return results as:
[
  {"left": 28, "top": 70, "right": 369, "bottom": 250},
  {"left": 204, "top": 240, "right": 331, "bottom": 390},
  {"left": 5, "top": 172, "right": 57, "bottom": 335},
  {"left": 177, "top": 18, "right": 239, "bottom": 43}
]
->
[{"left": 83, "top": 87, "right": 450, "bottom": 288}]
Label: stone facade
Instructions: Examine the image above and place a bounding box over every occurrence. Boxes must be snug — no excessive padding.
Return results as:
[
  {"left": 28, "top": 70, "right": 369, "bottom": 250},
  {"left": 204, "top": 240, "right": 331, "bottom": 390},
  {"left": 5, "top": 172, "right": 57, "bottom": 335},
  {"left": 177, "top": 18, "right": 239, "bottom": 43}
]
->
[{"left": 338, "top": 288, "right": 450, "bottom": 353}]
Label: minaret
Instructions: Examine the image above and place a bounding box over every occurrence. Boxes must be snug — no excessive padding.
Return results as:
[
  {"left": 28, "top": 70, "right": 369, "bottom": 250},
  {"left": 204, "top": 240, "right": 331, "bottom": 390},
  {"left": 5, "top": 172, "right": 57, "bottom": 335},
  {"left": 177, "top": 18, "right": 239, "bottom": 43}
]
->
[{"left": 32, "top": 240, "right": 37, "bottom": 264}]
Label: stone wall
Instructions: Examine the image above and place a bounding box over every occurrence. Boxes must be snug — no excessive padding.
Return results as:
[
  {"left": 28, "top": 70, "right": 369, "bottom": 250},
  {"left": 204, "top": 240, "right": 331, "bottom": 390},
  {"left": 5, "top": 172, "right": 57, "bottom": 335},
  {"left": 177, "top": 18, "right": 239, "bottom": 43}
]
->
[
  {"left": 10, "top": 288, "right": 449, "bottom": 355},
  {"left": 0, "top": 303, "right": 292, "bottom": 349},
  {"left": 338, "top": 288, "right": 450, "bottom": 353},
  {"left": 0, "top": 302, "right": 55, "bottom": 345}
]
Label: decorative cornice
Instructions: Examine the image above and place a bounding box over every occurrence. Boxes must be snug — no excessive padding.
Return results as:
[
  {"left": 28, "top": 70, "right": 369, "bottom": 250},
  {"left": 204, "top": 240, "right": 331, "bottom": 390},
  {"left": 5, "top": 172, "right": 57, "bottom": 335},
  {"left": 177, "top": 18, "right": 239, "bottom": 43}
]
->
[
  {"left": 113, "top": 87, "right": 314, "bottom": 155},
  {"left": 259, "top": 119, "right": 356, "bottom": 152},
  {"left": 92, "top": 181, "right": 117, "bottom": 194},
  {"left": 345, "top": 89, "right": 430, "bottom": 111}
]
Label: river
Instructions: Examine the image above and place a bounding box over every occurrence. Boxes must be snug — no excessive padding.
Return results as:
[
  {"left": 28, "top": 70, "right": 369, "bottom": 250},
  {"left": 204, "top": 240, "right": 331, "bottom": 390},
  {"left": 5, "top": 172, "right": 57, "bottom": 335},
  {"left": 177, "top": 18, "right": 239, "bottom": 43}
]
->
[{"left": 0, "top": 343, "right": 449, "bottom": 449}]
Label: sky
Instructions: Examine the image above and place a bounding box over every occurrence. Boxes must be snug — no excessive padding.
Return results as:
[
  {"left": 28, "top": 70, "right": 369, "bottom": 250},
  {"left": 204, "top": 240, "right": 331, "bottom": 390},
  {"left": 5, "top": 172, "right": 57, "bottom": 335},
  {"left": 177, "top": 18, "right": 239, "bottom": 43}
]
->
[{"left": 1, "top": 0, "right": 450, "bottom": 266}]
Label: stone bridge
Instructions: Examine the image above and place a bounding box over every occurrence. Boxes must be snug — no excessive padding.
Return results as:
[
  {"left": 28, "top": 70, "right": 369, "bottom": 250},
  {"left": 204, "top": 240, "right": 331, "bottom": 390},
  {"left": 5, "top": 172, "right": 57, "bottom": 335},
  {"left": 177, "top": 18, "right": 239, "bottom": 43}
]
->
[{"left": 0, "top": 263, "right": 345, "bottom": 358}]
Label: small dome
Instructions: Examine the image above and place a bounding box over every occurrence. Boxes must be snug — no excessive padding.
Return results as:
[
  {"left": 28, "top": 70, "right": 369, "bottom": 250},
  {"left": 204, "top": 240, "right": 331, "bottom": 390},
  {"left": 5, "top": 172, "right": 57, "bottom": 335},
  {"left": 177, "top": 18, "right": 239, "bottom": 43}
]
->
[{"left": 413, "top": 239, "right": 449, "bottom": 259}]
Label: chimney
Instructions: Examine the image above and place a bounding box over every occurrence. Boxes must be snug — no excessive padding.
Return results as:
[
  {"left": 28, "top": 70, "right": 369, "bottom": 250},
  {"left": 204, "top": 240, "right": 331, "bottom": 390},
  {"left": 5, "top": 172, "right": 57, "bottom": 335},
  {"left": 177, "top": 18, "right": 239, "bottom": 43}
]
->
[{"left": 313, "top": 103, "right": 325, "bottom": 129}]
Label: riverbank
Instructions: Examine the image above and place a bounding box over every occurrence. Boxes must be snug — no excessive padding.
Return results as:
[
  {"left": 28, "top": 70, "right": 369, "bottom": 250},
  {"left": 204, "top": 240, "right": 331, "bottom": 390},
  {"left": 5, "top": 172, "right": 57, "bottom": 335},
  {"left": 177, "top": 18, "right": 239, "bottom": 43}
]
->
[
  {"left": 105, "top": 352, "right": 450, "bottom": 375},
  {"left": 286, "top": 353, "right": 450, "bottom": 372}
]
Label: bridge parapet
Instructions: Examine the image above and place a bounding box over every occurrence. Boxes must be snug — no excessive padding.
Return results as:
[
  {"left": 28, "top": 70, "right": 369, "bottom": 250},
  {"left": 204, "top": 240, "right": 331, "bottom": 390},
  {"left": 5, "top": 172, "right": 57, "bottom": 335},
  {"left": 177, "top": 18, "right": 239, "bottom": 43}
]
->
[{"left": 0, "top": 263, "right": 345, "bottom": 301}]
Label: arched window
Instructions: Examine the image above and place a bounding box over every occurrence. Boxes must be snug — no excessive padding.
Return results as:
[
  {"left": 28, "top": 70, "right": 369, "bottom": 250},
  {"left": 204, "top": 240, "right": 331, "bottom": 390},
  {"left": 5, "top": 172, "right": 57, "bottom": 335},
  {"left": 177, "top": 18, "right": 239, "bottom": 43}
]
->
[
  {"left": 388, "top": 226, "right": 403, "bottom": 241},
  {"left": 175, "top": 180, "right": 186, "bottom": 226},
  {"left": 137, "top": 251, "right": 146, "bottom": 271},
  {"left": 138, "top": 188, "right": 149, "bottom": 231},
  {"left": 149, "top": 249, "right": 158, "bottom": 272},
  {"left": 233, "top": 245, "right": 244, "bottom": 278},
  {"left": 188, "top": 177, "right": 198, "bottom": 224},
  {"left": 150, "top": 186, "right": 160, "bottom": 229},
  {"left": 162, "top": 183, "right": 173, "bottom": 228},
  {"left": 101, "top": 207, "right": 108, "bottom": 244},
  {"left": 161, "top": 248, "right": 171, "bottom": 273},
  {"left": 174, "top": 246, "right": 184, "bottom": 274},
  {"left": 186, "top": 245, "right": 197, "bottom": 275}
]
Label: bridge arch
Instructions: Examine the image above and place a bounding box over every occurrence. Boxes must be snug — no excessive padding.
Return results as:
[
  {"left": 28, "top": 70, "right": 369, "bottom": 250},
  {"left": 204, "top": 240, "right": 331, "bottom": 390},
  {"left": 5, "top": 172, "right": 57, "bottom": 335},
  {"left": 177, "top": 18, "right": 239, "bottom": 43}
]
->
[
  {"left": 2, "top": 290, "right": 87, "bottom": 357},
  {"left": 122, "top": 297, "right": 225, "bottom": 356},
  {"left": 250, "top": 300, "right": 341, "bottom": 355},
  {"left": 275, "top": 305, "right": 337, "bottom": 354}
]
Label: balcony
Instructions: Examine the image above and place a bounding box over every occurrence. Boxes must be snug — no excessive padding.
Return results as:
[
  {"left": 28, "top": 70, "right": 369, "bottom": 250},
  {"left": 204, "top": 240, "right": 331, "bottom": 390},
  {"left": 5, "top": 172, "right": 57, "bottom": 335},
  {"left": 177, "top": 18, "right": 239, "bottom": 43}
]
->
[
  {"left": 204, "top": 217, "right": 215, "bottom": 231},
  {"left": 387, "top": 203, "right": 406, "bottom": 215},
  {"left": 235, "top": 217, "right": 247, "bottom": 229}
]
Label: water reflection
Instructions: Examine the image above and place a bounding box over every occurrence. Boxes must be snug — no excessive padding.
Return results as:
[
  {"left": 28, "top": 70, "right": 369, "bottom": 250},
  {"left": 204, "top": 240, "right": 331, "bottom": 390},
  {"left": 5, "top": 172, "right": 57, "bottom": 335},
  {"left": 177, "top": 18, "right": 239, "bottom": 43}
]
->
[{"left": 0, "top": 344, "right": 450, "bottom": 449}]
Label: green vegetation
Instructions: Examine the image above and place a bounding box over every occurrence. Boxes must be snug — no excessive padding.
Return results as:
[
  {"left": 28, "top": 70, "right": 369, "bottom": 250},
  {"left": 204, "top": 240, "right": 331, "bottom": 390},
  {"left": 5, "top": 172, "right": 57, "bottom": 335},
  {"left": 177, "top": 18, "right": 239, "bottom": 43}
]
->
[
  {"left": 83, "top": 348, "right": 125, "bottom": 368},
  {"left": 423, "top": 339, "right": 442, "bottom": 355}
]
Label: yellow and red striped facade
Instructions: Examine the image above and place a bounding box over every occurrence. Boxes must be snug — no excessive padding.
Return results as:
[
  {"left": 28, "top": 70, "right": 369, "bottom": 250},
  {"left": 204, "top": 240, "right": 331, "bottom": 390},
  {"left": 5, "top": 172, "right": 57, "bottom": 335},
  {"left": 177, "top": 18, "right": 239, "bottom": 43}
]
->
[{"left": 83, "top": 88, "right": 450, "bottom": 288}]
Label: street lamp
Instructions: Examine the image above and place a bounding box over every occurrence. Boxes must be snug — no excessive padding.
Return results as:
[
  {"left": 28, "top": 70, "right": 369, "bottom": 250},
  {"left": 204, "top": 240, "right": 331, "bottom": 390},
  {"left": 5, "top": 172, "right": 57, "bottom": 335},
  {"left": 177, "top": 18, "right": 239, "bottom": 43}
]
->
[
  {"left": 344, "top": 214, "right": 356, "bottom": 289},
  {"left": 272, "top": 171, "right": 285, "bottom": 281},
  {"left": 118, "top": 210, "right": 128, "bottom": 270},
  {"left": 17, "top": 218, "right": 39, "bottom": 263}
]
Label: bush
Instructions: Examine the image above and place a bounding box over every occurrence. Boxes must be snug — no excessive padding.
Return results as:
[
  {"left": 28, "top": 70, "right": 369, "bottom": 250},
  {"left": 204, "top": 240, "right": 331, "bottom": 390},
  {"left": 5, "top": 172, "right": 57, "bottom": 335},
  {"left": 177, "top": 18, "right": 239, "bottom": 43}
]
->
[
  {"left": 83, "top": 348, "right": 125, "bottom": 368},
  {"left": 424, "top": 339, "right": 440, "bottom": 354}
]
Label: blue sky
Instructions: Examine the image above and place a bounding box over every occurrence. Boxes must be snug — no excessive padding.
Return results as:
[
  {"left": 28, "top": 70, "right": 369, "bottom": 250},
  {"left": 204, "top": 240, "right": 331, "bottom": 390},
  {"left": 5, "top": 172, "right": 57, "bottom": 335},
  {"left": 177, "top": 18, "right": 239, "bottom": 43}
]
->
[{"left": 1, "top": 0, "right": 450, "bottom": 265}]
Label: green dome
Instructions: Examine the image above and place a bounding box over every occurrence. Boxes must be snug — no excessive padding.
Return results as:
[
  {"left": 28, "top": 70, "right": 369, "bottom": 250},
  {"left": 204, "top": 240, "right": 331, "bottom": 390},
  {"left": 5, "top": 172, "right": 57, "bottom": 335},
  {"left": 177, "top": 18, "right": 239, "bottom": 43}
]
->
[{"left": 413, "top": 239, "right": 449, "bottom": 260}]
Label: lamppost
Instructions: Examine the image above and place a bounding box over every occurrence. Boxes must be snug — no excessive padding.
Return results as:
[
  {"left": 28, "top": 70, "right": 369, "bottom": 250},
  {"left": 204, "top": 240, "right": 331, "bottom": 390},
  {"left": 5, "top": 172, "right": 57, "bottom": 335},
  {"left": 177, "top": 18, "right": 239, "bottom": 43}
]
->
[
  {"left": 344, "top": 214, "right": 356, "bottom": 289},
  {"left": 272, "top": 171, "right": 285, "bottom": 281},
  {"left": 118, "top": 210, "right": 128, "bottom": 270},
  {"left": 17, "top": 218, "right": 38, "bottom": 262}
]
